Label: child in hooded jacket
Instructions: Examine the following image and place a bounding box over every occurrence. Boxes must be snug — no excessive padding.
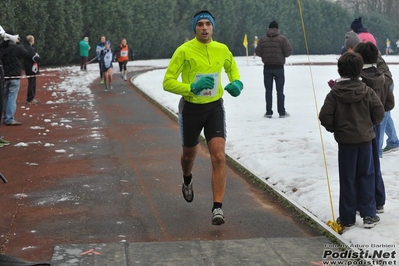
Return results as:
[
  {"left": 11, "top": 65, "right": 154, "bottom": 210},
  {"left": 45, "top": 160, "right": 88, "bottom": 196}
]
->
[
  {"left": 353, "top": 41, "right": 395, "bottom": 216},
  {"left": 319, "top": 52, "right": 385, "bottom": 232}
]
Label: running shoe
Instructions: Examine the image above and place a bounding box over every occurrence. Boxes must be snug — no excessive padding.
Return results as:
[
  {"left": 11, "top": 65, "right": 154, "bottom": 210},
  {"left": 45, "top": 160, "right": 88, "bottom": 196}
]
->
[
  {"left": 0, "top": 137, "right": 10, "bottom": 145},
  {"left": 26, "top": 99, "right": 39, "bottom": 105},
  {"left": 382, "top": 146, "right": 399, "bottom": 153},
  {"left": 212, "top": 208, "right": 225, "bottom": 225},
  {"left": 182, "top": 179, "right": 194, "bottom": 202},
  {"left": 6, "top": 121, "right": 22, "bottom": 126},
  {"left": 363, "top": 215, "right": 380, "bottom": 228}
]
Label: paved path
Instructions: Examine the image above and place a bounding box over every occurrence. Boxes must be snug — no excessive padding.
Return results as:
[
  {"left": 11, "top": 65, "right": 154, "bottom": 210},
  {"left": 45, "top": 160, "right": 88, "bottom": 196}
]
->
[{"left": 0, "top": 68, "right": 334, "bottom": 265}]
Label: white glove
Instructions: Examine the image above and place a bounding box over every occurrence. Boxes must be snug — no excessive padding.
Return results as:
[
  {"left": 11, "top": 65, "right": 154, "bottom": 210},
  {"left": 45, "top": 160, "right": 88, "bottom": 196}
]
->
[{"left": 0, "top": 26, "right": 5, "bottom": 37}]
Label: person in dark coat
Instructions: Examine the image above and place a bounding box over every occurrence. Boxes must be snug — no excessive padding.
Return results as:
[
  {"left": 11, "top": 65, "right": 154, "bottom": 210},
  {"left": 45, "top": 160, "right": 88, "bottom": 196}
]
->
[
  {"left": 0, "top": 54, "right": 11, "bottom": 146},
  {"left": 24, "top": 35, "right": 41, "bottom": 104},
  {"left": 319, "top": 52, "right": 385, "bottom": 232},
  {"left": 1, "top": 29, "right": 28, "bottom": 125},
  {"left": 255, "top": 20, "right": 292, "bottom": 118}
]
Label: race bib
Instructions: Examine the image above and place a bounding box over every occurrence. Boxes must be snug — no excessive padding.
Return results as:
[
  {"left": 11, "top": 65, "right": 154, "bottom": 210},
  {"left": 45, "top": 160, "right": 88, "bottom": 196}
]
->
[
  {"left": 194, "top": 73, "right": 219, "bottom": 97},
  {"left": 104, "top": 52, "right": 112, "bottom": 68},
  {"left": 121, "top": 51, "right": 128, "bottom": 57}
]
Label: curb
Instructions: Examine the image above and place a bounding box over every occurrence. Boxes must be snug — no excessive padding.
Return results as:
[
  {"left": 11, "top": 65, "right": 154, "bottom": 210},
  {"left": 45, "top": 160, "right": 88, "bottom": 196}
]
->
[{"left": 130, "top": 71, "right": 377, "bottom": 265}]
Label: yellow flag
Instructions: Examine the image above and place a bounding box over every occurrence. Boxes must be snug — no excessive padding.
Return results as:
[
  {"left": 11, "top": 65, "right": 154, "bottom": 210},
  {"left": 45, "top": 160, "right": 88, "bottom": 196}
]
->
[{"left": 243, "top": 34, "right": 248, "bottom": 48}]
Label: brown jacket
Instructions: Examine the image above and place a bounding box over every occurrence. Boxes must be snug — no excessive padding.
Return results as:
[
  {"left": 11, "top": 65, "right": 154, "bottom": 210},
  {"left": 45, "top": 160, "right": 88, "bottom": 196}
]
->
[
  {"left": 377, "top": 54, "right": 393, "bottom": 88},
  {"left": 361, "top": 66, "right": 394, "bottom": 112},
  {"left": 255, "top": 28, "right": 292, "bottom": 67},
  {"left": 319, "top": 79, "right": 384, "bottom": 147}
]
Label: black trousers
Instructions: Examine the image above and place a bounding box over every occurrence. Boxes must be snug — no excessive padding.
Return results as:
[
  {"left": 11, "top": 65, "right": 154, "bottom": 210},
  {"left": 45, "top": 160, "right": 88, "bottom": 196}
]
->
[
  {"left": 0, "top": 64, "right": 3, "bottom": 125},
  {"left": 27, "top": 76, "right": 36, "bottom": 102},
  {"left": 98, "top": 61, "right": 103, "bottom": 78}
]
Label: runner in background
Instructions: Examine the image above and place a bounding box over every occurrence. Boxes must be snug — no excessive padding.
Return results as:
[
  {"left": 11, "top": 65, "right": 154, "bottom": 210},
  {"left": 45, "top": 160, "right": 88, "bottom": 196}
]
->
[
  {"left": 114, "top": 38, "right": 134, "bottom": 81},
  {"left": 96, "top": 35, "right": 106, "bottom": 84},
  {"left": 253, "top": 36, "right": 258, "bottom": 58},
  {"left": 100, "top": 40, "right": 114, "bottom": 91}
]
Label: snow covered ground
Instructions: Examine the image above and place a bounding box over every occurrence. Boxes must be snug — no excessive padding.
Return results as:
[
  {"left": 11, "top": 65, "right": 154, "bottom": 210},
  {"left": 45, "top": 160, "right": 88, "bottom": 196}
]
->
[
  {"left": 132, "top": 54, "right": 399, "bottom": 263},
  {"left": 33, "top": 54, "right": 399, "bottom": 263}
]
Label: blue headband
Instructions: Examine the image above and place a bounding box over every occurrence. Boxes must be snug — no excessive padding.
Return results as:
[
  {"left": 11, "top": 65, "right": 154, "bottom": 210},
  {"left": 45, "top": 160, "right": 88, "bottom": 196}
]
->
[{"left": 192, "top": 12, "right": 215, "bottom": 32}]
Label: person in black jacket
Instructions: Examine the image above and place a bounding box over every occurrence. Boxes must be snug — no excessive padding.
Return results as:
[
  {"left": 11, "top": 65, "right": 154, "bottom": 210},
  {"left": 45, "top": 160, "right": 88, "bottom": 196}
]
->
[
  {"left": 0, "top": 59, "right": 11, "bottom": 146},
  {"left": 255, "top": 20, "right": 293, "bottom": 118},
  {"left": 0, "top": 28, "right": 12, "bottom": 145},
  {"left": 24, "top": 35, "right": 41, "bottom": 104},
  {"left": 1, "top": 29, "right": 28, "bottom": 126}
]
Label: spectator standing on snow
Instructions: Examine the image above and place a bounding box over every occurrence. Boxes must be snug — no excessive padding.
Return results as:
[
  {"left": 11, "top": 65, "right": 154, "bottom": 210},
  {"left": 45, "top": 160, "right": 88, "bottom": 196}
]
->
[
  {"left": 96, "top": 35, "right": 106, "bottom": 84},
  {"left": 345, "top": 30, "right": 399, "bottom": 158},
  {"left": 255, "top": 20, "right": 292, "bottom": 118},
  {"left": 354, "top": 41, "right": 394, "bottom": 216},
  {"left": 24, "top": 35, "right": 41, "bottom": 105},
  {"left": 1, "top": 29, "right": 28, "bottom": 126},
  {"left": 79, "top": 36, "right": 90, "bottom": 71},
  {"left": 350, "top": 17, "right": 377, "bottom": 46},
  {"left": 114, "top": 37, "right": 134, "bottom": 81},
  {"left": 319, "top": 52, "right": 385, "bottom": 232}
]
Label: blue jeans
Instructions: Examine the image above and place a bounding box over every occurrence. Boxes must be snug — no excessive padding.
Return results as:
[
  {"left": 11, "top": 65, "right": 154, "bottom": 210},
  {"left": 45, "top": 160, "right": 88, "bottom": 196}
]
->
[
  {"left": 263, "top": 67, "right": 285, "bottom": 116},
  {"left": 379, "top": 84, "right": 399, "bottom": 157},
  {"left": 3, "top": 79, "right": 20, "bottom": 124}
]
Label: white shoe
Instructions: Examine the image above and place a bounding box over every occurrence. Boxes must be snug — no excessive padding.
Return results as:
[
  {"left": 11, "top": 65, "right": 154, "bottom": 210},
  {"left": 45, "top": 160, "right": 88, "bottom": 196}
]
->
[
  {"left": 124, "top": 75, "right": 127, "bottom": 81},
  {"left": 182, "top": 179, "right": 193, "bottom": 202},
  {"left": 212, "top": 208, "right": 225, "bottom": 225}
]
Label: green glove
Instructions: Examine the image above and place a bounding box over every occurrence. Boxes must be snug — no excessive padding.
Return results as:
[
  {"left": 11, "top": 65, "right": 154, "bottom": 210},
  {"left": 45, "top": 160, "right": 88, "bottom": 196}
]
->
[
  {"left": 190, "top": 76, "right": 214, "bottom": 95},
  {"left": 224, "top": 80, "right": 243, "bottom": 97}
]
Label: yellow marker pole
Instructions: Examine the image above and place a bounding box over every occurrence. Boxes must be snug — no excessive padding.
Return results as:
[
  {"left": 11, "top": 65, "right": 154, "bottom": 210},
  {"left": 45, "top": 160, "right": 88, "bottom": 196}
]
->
[{"left": 243, "top": 34, "right": 248, "bottom": 65}]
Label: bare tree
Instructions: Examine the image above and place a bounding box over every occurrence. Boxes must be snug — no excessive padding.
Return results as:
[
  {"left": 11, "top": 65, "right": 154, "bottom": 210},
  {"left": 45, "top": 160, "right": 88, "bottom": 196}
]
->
[{"left": 333, "top": 0, "right": 399, "bottom": 23}]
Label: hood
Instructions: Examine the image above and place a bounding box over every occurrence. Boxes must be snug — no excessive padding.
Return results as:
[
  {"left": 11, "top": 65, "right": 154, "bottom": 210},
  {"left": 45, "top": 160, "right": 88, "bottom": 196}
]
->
[
  {"left": 360, "top": 67, "right": 385, "bottom": 92},
  {"left": 266, "top": 28, "right": 280, "bottom": 38},
  {"left": 331, "top": 79, "right": 369, "bottom": 104}
]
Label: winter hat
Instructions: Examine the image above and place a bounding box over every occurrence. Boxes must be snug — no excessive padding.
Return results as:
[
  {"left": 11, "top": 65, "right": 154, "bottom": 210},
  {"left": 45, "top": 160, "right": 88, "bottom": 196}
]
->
[
  {"left": 345, "top": 31, "right": 361, "bottom": 49},
  {"left": 105, "top": 40, "right": 111, "bottom": 46},
  {"left": 192, "top": 10, "right": 215, "bottom": 32},
  {"left": 5, "top": 29, "right": 19, "bottom": 43},
  {"left": 269, "top": 20, "right": 278, "bottom": 29},
  {"left": 5, "top": 29, "right": 15, "bottom": 35},
  {"left": 350, "top": 17, "right": 364, "bottom": 33}
]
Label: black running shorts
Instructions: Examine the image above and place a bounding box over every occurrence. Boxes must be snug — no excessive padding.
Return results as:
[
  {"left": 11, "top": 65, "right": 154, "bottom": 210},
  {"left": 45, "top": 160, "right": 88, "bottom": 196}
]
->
[{"left": 178, "top": 98, "right": 226, "bottom": 147}]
